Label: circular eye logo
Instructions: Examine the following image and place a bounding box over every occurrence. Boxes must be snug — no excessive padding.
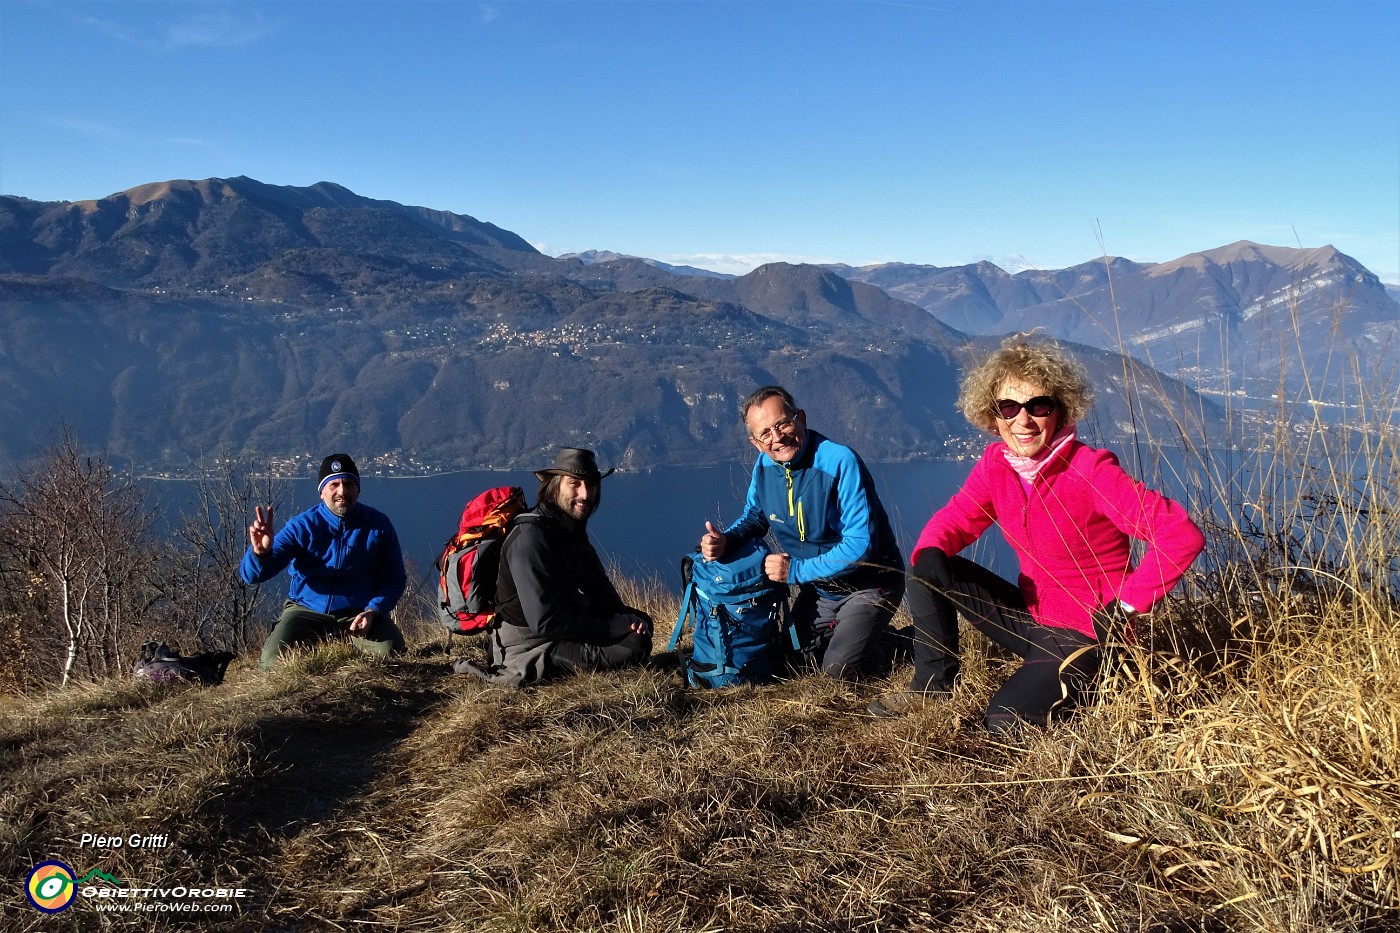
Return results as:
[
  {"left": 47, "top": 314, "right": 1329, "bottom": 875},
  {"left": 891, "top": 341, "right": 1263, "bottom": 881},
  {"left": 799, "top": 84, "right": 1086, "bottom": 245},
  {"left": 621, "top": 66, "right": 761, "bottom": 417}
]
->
[{"left": 26, "top": 861, "right": 76, "bottom": 913}]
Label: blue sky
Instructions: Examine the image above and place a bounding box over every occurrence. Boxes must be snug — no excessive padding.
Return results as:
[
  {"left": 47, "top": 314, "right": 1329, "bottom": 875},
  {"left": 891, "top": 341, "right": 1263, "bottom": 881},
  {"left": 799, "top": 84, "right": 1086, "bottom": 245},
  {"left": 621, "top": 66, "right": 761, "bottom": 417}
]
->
[{"left": 2, "top": 0, "right": 1397, "bottom": 281}]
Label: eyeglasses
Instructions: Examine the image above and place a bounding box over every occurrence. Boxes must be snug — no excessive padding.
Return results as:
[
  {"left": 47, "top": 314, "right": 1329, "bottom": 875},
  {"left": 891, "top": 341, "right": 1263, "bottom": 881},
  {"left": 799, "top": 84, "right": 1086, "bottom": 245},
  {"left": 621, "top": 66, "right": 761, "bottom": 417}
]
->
[
  {"left": 994, "top": 396, "right": 1058, "bottom": 420},
  {"left": 751, "top": 414, "right": 801, "bottom": 445}
]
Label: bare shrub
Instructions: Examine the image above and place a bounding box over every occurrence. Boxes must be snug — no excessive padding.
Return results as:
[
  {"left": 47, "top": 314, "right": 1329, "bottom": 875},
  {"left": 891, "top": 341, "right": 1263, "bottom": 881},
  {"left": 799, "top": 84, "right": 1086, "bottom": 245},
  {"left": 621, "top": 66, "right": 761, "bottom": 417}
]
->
[
  {"left": 0, "top": 427, "right": 161, "bottom": 689},
  {"left": 158, "top": 456, "right": 287, "bottom": 653}
]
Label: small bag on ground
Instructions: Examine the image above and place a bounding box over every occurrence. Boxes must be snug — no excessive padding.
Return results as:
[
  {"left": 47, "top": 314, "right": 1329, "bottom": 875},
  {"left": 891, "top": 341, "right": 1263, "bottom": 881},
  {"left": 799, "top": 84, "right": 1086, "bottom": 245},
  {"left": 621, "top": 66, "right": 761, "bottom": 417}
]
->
[{"left": 133, "top": 641, "right": 235, "bottom": 685}]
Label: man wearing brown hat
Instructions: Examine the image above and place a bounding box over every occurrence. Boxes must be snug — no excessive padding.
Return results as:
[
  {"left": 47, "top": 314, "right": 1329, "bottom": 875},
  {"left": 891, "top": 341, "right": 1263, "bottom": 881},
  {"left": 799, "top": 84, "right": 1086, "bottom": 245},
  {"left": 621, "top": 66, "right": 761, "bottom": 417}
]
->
[
  {"left": 471, "top": 447, "right": 652, "bottom": 686},
  {"left": 240, "top": 453, "right": 407, "bottom": 670}
]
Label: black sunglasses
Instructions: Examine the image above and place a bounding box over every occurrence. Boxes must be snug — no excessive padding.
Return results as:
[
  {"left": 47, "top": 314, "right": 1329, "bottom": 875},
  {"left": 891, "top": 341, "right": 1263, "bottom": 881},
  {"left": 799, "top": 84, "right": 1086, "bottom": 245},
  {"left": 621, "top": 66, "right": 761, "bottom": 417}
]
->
[{"left": 995, "top": 395, "right": 1058, "bottom": 420}]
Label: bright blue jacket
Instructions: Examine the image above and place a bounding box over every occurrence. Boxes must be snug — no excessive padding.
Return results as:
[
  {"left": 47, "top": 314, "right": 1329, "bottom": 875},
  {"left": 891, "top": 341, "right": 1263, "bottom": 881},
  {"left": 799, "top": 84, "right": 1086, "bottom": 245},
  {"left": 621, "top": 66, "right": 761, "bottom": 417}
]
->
[
  {"left": 238, "top": 502, "right": 407, "bottom": 617},
  {"left": 722, "top": 430, "right": 903, "bottom": 593}
]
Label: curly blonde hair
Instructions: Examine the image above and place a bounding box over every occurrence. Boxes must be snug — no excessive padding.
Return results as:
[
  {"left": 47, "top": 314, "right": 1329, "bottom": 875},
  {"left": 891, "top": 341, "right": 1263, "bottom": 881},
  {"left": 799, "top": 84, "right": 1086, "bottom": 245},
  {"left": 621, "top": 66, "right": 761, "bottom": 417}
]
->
[{"left": 958, "top": 334, "right": 1094, "bottom": 433}]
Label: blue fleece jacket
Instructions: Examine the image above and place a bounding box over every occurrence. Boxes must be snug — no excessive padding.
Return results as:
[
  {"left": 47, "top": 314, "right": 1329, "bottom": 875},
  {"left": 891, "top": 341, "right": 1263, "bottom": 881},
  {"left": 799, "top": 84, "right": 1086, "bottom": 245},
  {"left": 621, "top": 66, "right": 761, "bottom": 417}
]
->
[
  {"left": 238, "top": 501, "right": 407, "bottom": 616},
  {"left": 722, "top": 429, "right": 903, "bottom": 593}
]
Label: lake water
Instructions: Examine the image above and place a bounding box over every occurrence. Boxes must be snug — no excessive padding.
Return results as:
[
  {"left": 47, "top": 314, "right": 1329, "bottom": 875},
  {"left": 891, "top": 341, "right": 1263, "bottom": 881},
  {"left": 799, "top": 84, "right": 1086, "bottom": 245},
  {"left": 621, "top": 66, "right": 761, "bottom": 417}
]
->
[
  {"left": 151, "top": 459, "right": 1015, "bottom": 595},
  {"left": 140, "top": 439, "right": 1397, "bottom": 606},
  {"left": 145, "top": 441, "right": 1399, "bottom": 609}
]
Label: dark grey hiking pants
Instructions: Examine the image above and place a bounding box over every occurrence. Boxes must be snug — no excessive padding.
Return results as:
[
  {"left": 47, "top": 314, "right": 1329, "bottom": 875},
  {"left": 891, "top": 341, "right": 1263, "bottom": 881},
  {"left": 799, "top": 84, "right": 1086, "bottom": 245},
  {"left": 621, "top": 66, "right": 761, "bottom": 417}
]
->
[
  {"left": 545, "top": 629, "right": 653, "bottom": 676},
  {"left": 792, "top": 577, "right": 905, "bottom": 681}
]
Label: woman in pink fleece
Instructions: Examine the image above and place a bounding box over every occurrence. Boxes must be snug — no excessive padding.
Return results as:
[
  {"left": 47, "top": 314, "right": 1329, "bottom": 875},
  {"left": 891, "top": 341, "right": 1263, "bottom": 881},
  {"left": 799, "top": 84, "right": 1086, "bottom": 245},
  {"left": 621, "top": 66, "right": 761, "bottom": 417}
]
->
[{"left": 869, "top": 336, "right": 1206, "bottom": 731}]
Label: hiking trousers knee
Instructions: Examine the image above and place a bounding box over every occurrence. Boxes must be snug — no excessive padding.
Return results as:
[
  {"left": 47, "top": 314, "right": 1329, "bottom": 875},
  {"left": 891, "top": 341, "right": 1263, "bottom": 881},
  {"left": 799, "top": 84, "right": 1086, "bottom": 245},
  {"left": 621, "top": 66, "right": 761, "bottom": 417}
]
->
[
  {"left": 794, "top": 579, "right": 905, "bottom": 681},
  {"left": 546, "top": 630, "right": 653, "bottom": 676},
  {"left": 259, "top": 600, "right": 407, "bottom": 670},
  {"left": 907, "top": 548, "right": 1100, "bottom": 729}
]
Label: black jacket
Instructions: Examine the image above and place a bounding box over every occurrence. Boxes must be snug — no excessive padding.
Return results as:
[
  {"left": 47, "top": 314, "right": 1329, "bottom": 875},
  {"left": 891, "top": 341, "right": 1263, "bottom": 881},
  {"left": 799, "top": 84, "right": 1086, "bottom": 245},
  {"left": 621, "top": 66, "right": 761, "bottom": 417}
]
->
[{"left": 494, "top": 503, "right": 628, "bottom": 641}]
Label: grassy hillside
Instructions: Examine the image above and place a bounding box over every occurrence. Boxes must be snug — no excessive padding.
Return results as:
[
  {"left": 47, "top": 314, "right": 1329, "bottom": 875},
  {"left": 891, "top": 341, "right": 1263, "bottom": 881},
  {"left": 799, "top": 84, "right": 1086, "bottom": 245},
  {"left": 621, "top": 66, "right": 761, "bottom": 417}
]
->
[{"left": 2, "top": 560, "right": 1396, "bottom": 932}]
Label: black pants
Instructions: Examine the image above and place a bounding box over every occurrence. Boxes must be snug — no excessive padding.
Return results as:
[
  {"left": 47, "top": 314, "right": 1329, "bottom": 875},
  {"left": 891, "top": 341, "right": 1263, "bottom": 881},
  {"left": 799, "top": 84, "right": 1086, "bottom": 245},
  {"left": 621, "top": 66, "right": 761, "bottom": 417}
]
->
[
  {"left": 544, "top": 613, "right": 654, "bottom": 677},
  {"left": 547, "top": 633, "right": 652, "bottom": 676},
  {"left": 907, "top": 548, "right": 1100, "bottom": 731}
]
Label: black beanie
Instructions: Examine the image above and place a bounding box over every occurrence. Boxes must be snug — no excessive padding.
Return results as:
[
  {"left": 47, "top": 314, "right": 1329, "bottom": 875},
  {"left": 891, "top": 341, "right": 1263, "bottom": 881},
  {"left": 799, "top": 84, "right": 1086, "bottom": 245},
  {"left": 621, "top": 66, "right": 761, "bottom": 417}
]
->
[{"left": 317, "top": 454, "right": 360, "bottom": 493}]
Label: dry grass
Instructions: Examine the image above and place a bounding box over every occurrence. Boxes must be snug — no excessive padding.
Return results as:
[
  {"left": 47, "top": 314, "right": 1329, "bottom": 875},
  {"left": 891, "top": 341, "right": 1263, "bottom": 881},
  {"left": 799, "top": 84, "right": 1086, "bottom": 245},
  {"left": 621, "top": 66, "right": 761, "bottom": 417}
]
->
[{"left": 1, "top": 555, "right": 1396, "bottom": 932}]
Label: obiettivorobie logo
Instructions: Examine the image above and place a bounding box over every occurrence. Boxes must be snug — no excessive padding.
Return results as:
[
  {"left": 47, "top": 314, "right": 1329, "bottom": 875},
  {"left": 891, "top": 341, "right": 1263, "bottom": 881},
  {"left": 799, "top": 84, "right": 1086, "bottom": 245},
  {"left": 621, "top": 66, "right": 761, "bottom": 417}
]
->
[
  {"left": 26, "top": 862, "right": 123, "bottom": 913},
  {"left": 25, "top": 859, "right": 249, "bottom": 915}
]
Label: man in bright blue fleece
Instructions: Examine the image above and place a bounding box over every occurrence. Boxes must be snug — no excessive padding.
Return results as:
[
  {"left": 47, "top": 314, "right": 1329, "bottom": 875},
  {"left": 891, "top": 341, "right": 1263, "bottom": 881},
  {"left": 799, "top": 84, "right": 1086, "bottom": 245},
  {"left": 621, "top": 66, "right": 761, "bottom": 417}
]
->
[
  {"left": 697, "top": 386, "right": 905, "bottom": 680},
  {"left": 240, "top": 453, "right": 407, "bottom": 670}
]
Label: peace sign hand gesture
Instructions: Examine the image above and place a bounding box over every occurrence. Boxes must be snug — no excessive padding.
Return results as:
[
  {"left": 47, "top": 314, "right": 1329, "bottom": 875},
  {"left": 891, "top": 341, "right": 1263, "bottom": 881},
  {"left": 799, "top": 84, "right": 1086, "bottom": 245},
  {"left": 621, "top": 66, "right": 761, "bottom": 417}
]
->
[{"left": 249, "top": 505, "right": 276, "bottom": 557}]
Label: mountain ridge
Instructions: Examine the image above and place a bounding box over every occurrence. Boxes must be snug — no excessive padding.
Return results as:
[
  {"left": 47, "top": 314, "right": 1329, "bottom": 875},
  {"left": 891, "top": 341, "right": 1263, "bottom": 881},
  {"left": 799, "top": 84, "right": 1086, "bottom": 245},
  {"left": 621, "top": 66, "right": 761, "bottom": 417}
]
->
[
  {"left": 828, "top": 242, "right": 1397, "bottom": 401},
  {"left": 0, "top": 176, "right": 1251, "bottom": 472}
]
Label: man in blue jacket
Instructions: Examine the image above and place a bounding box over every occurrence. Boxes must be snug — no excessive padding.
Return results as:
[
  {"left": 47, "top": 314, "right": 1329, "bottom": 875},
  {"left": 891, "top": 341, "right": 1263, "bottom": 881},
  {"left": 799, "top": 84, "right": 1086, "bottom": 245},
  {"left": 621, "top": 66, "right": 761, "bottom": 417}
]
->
[
  {"left": 698, "top": 386, "right": 905, "bottom": 680},
  {"left": 240, "top": 453, "right": 407, "bottom": 670}
]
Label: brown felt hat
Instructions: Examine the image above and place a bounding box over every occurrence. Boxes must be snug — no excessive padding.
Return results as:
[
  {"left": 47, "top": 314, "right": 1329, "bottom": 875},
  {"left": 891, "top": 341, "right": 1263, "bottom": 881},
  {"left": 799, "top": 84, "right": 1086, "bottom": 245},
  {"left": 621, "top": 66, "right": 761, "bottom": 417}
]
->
[{"left": 533, "top": 447, "right": 616, "bottom": 482}]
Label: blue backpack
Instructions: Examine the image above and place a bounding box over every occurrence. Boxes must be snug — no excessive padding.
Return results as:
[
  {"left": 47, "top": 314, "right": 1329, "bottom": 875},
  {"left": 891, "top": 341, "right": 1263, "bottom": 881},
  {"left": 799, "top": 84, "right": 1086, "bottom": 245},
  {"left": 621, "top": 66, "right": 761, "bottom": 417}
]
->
[{"left": 666, "top": 539, "right": 795, "bottom": 688}]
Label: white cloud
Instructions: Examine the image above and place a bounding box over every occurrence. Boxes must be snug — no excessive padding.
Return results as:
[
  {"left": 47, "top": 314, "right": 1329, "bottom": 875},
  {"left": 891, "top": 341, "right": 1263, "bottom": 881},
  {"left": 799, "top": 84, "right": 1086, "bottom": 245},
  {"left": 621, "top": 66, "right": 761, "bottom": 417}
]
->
[
  {"left": 75, "top": 15, "right": 142, "bottom": 44},
  {"left": 76, "top": 8, "right": 277, "bottom": 50},
  {"left": 536, "top": 246, "right": 839, "bottom": 275},
  {"left": 658, "top": 252, "right": 840, "bottom": 276},
  {"left": 161, "top": 10, "right": 277, "bottom": 48},
  {"left": 970, "top": 254, "right": 1037, "bottom": 274},
  {"left": 38, "top": 115, "right": 124, "bottom": 141}
]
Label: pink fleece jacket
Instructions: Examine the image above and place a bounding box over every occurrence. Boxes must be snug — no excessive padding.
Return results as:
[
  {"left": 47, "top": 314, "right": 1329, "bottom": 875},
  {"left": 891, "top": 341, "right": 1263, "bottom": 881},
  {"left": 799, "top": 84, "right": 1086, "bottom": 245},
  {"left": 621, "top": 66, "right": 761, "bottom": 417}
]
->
[{"left": 912, "top": 439, "right": 1206, "bottom": 638}]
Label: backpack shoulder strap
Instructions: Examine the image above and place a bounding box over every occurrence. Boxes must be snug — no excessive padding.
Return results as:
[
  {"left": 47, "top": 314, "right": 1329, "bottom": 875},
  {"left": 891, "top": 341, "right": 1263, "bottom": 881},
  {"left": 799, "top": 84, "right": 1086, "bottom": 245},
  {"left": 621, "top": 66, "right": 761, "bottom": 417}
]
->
[
  {"left": 779, "top": 595, "right": 802, "bottom": 651},
  {"left": 666, "top": 578, "right": 697, "bottom": 653},
  {"left": 501, "top": 510, "right": 540, "bottom": 547}
]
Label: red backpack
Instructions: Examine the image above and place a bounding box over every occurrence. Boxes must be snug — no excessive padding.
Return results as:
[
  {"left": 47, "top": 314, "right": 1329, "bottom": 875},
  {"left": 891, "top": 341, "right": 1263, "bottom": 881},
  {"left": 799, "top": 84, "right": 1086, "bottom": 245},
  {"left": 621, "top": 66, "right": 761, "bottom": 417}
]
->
[{"left": 435, "top": 486, "right": 527, "bottom": 634}]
